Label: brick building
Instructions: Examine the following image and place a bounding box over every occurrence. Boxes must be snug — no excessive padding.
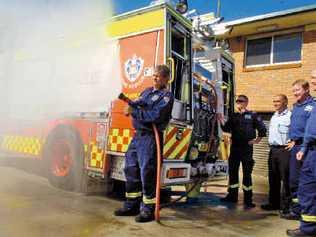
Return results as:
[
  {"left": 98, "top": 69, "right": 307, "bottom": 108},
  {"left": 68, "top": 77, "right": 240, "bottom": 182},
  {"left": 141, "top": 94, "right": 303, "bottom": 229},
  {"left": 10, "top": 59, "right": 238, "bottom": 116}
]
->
[
  {"left": 214, "top": 4, "right": 316, "bottom": 113},
  {"left": 212, "top": 4, "right": 316, "bottom": 176}
]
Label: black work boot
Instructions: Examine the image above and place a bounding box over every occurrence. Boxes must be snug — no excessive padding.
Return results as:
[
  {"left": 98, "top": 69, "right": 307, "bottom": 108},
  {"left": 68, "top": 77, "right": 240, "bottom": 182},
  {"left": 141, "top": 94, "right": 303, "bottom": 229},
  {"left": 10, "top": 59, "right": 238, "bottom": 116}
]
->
[
  {"left": 135, "top": 211, "right": 155, "bottom": 223},
  {"left": 286, "top": 229, "right": 316, "bottom": 237},
  {"left": 244, "top": 198, "right": 256, "bottom": 209},
  {"left": 244, "top": 190, "right": 255, "bottom": 208},
  {"left": 280, "top": 211, "right": 300, "bottom": 220},
  {"left": 114, "top": 207, "right": 140, "bottom": 216},
  {"left": 244, "top": 201, "right": 256, "bottom": 209}
]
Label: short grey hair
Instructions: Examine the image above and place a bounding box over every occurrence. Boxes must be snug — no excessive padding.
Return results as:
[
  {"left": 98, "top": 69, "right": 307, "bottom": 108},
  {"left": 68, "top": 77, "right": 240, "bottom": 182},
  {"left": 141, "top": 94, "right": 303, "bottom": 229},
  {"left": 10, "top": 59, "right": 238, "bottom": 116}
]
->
[{"left": 155, "top": 65, "right": 170, "bottom": 79}]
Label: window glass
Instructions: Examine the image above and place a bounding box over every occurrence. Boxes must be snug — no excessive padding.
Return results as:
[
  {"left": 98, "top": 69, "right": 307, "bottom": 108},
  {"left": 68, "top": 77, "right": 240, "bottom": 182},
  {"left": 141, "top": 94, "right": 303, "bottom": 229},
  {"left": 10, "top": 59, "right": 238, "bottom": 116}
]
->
[
  {"left": 246, "top": 37, "right": 271, "bottom": 66},
  {"left": 273, "top": 33, "right": 302, "bottom": 63}
]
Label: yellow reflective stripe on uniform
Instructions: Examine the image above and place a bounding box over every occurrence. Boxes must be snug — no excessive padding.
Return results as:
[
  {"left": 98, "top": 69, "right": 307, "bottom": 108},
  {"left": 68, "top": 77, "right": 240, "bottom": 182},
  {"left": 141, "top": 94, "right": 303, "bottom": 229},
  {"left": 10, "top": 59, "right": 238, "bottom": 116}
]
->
[
  {"left": 301, "top": 215, "right": 316, "bottom": 223},
  {"left": 292, "top": 198, "right": 299, "bottom": 203},
  {"left": 229, "top": 183, "right": 239, "bottom": 189},
  {"left": 242, "top": 185, "right": 253, "bottom": 191},
  {"left": 143, "top": 196, "right": 156, "bottom": 205},
  {"left": 126, "top": 192, "right": 142, "bottom": 198}
]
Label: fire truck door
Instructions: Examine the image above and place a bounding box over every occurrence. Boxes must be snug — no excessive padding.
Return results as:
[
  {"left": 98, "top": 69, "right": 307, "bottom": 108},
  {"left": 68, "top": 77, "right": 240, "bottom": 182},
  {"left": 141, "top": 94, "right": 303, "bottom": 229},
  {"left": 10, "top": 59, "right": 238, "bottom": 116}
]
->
[{"left": 163, "top": 16, "right": 193, "bottom": 161}]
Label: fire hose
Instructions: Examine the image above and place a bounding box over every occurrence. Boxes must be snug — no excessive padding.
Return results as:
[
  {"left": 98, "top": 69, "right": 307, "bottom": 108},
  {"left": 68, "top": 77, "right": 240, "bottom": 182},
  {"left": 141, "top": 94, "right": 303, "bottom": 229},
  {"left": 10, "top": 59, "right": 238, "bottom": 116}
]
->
[{"left": 153, "top": 124, "right": 162, "bottom": 221}]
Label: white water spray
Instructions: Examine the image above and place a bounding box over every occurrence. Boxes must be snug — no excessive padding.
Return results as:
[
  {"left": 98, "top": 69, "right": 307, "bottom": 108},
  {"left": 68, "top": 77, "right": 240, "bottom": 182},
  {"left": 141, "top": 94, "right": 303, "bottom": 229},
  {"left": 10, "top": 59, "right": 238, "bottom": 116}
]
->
[{"left": 0, "top": 0, "right": 121, "bottom": 121}]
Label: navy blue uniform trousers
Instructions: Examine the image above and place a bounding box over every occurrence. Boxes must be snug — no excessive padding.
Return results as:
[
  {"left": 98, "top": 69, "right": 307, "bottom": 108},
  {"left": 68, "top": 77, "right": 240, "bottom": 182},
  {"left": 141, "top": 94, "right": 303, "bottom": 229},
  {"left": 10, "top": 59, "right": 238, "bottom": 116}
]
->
[
  {"left": 289, "top": 144, "right": 303, "bottom": 215},
  {"left": 124, "top": 133, "right": 158, "bottom": 213},
  {"left": 228, "top": 144, "right": 255, "bottom": 202},
  {"left": 298, "top": 149, "right": 316, "bottom": 234}
]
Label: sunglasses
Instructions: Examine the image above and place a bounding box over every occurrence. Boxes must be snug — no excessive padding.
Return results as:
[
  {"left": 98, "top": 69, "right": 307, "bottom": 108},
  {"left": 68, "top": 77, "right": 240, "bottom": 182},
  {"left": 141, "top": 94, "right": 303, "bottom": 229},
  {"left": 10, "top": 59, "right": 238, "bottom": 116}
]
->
[{"left": 236, "top": 99, "right": 247, "bottom": 103}]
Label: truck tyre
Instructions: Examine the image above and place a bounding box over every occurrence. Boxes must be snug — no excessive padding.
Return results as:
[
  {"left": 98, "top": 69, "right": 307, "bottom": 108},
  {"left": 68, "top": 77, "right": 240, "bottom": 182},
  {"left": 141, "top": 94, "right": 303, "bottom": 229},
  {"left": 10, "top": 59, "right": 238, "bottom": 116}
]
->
[{"left": 43, "top": 125, "right": 86, "bottom": 192}]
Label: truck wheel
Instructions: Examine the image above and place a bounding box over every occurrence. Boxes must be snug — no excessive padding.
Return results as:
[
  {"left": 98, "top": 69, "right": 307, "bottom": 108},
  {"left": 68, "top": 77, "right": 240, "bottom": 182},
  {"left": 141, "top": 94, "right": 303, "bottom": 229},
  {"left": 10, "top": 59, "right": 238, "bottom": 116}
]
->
[{"left": 43, "top": 125, "right": 86, "bottom": 192}]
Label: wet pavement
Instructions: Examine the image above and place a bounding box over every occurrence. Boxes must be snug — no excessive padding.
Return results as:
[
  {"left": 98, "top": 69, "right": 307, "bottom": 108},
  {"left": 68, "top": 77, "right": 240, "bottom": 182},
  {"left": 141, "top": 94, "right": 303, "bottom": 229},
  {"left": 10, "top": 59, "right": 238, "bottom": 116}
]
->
[{"left": 0, "top": 165, "right": 297, "bottom": 237}]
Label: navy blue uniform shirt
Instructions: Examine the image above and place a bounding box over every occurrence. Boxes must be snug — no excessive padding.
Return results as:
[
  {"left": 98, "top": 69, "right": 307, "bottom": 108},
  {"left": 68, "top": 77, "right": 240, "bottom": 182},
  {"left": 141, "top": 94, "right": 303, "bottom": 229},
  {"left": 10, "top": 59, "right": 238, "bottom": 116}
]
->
[
  {"left": 222, "top": 110, "right": 267, "bottom": 145},
  {"left": 289, "top": 96, "right": 314, "bottom": 141},
  {"left": 301, "top": 98, "right": 316, "bottom": 153},
  {"left": 128, "top": 87, "right": 174, "bottom": 132}
]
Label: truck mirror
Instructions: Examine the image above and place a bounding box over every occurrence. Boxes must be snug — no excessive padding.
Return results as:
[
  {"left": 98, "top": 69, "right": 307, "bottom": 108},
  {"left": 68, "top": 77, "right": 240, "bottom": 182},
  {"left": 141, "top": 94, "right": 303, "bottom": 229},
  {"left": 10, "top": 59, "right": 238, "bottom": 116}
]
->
[{"left": 172, "top": 99, "right": 186, "bottom": 121}]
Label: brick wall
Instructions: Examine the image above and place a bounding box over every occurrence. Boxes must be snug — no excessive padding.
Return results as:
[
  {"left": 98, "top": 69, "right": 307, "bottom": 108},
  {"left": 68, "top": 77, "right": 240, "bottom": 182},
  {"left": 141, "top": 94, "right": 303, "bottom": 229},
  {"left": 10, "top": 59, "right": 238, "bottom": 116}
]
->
[{"left": 229, "top": 29, "right": 316, "bottom": 112}]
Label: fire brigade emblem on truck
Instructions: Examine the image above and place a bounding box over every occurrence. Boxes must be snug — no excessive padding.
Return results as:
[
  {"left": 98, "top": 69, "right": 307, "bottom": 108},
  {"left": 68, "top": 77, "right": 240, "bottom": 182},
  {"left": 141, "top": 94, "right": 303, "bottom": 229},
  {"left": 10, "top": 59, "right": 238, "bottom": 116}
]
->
[{"left": 124, "top": 55, "right": 144, "bottom": 84}]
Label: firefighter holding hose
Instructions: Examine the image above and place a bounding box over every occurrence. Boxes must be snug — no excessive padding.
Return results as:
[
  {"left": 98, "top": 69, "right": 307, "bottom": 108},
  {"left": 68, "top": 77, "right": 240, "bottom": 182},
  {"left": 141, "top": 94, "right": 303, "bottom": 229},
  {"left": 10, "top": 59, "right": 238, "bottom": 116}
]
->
[{"left": 114, "top": 65, "right": 174, "bottom": 223}]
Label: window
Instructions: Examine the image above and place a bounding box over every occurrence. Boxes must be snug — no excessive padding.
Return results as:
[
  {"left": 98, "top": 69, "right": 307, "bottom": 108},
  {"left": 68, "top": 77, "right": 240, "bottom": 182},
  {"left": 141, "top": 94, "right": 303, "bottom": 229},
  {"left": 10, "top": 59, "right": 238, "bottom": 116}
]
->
[
  {"left": 245, "top": 33, "right": 302, "bottom": 67},
  {"left": 273, "top": 34, "right": 302, "bottom": 63},
  {"left": 246, "top": 37, "right": 272, "bottom": 66}
]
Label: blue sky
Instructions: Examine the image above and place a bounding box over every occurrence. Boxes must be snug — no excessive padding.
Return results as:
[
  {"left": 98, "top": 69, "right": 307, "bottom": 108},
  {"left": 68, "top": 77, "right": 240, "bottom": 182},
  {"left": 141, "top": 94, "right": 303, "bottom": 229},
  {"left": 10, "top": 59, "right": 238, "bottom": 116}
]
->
[{"left": 113, "top": 0, "right": 316, "bottom": 21}]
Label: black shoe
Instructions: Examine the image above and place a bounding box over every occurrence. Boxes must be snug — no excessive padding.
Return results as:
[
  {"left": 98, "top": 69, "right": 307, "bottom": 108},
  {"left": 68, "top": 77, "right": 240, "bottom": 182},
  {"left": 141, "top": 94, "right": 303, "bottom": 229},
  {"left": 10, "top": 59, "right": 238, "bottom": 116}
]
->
[
  {"left": 244, "top": 202, "right": 256, "bottom": 209},
  {"left": 286, "top": 229, "right": 316, "bottom": 237},
  {"left": 135, "top": 211, "right": 155, "bottom": 223},
  {"left": 220, "top": 195, "right": 238, "bottom": 203},
  {"left": 114, "top": 207, "right": 140, "bottom": 216},
  {"left": 279, "top": 209, "right": 290, "bottom": 215},
  {"left": 281, "top": 211, "right": 300, "bottom": 220},
  {"left": 261, "top": 203, "right": 280, "bottom": 211}
]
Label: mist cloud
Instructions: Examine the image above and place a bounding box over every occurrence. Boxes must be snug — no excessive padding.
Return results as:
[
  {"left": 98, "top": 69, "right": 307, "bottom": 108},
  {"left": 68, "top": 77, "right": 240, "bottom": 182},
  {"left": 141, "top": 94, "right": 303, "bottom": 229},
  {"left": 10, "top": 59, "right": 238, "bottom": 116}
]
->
[{"left": 0, "top": 0, "right": 121, "bottom": 120}]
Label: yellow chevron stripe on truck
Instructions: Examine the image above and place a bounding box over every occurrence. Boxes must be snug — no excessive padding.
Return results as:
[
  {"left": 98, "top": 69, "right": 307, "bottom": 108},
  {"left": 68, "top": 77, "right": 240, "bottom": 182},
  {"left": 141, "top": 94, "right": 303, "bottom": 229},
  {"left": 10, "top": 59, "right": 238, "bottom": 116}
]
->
[{"left": 163, "top": 126, "right": 192, "bottom": 160}]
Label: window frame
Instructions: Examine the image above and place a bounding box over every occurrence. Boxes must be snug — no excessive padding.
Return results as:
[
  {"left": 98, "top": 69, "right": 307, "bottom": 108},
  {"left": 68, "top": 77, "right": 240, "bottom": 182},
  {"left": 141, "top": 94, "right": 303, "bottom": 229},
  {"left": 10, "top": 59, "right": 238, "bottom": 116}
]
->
[{"left": 244, "top": 32, "right": 303, "bottom": 68}]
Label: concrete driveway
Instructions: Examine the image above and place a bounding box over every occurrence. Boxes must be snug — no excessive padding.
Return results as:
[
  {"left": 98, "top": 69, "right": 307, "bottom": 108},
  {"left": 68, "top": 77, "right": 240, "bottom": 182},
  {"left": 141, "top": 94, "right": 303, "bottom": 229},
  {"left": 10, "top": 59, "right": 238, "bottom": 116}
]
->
[{"left": 0, "top": 165, "right": 297, "bottom": 237}]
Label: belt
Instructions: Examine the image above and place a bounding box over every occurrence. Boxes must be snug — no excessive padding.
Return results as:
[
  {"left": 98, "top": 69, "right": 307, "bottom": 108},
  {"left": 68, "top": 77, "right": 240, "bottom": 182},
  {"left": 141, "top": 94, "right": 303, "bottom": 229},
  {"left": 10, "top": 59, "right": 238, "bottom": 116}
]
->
[
  {"left": 270, "top": 145, "right": 287, "bottom": 149},
  {"left": 135, "top": 130, "right": 164, "bottom": 136},
  {"left": 136, "top": 130, "right": 154, "bottom": 136},
  {"left": 294, "top": 138, "right": 303, "bottom": 145}
]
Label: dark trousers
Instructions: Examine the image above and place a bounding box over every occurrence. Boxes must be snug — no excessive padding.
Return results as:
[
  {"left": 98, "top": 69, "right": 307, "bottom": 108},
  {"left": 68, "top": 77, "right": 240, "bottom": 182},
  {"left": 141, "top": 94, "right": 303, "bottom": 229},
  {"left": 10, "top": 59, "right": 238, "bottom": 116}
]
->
[
  {"left": 227, "top": 144, "right": 254, "bottom": 203},
  {"left": 298, "top": 149, "right": 316, "bottom": 234},
  {"left": 124, "top": 133, "right": 157, "bottom": 213},
  {"left": 268, "top": 146, "right": 291, "bottom": 211},
  {"left": 289, "top": 144, "right": 303, "bottom": 215}
]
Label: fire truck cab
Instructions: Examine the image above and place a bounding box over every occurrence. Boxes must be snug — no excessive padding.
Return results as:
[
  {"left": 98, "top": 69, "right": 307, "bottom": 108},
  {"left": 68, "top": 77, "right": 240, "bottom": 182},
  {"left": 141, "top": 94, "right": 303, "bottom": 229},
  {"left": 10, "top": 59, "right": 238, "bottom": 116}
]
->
[{"left": 0, "top": 2, "right": 235, "bottom": 193}]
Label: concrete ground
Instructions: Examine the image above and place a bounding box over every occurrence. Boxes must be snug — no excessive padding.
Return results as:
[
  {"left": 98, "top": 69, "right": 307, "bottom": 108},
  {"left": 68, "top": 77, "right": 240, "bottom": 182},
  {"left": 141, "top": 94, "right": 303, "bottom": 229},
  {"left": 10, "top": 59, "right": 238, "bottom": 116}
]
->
[{"left": 0, "top": 165, "right": 298, "bottom": 237}]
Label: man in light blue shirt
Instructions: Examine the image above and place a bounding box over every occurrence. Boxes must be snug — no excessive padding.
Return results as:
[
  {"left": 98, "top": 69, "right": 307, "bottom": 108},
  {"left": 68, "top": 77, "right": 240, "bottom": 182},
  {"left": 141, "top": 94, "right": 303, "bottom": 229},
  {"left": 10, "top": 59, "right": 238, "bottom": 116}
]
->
[{"left": 261, "top": 94, "right": 292, "bottom": 214}]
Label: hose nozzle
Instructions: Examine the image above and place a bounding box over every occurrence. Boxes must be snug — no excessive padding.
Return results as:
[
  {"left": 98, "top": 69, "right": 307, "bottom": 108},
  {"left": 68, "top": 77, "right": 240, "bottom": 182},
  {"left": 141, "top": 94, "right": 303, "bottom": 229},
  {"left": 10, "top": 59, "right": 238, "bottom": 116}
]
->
[{"left": 118, "top": 93, "right": 131, "bottom": 103}]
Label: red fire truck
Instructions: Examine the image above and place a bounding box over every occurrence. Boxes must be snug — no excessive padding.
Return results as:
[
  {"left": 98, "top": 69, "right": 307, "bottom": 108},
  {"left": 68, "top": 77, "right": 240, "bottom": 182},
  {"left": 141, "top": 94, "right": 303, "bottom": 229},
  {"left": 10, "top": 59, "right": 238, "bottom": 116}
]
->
[{"left": 0, "top": 2, "right": 234, "bottom": 194}]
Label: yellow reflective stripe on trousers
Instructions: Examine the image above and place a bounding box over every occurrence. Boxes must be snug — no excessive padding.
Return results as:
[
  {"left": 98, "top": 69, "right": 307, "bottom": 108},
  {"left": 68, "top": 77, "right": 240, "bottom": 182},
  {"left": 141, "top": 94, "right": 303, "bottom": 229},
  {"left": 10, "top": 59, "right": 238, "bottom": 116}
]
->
[
  {"left": 143, "top": 196, "right": 156, "bottom": 205},
  {"left": 302, "top": 215, "right": 316, "bottom": 223},
  {"left": 292, "top": 198, "right": 299, "bottom": 203},
  {"left": 229, "top": 183, "right": 239, "bottom": 189},
  {"left": 242, "top": 185, "right": 253, "bottom": 191},
  {"left": 126, "top": 192, "right": 142, "bottom": 198}
]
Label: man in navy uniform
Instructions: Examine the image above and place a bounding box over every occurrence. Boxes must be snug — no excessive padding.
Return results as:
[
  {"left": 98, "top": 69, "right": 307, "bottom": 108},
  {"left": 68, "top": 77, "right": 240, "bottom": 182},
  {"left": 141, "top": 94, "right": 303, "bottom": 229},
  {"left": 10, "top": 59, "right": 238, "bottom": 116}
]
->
[
  {"left": 287, "top": 71, "right": 316, "bottom": 236},
  {"left": 220, "top": 95, "right": 267, "bottom": 208},
  {"left": 282, "top": 80, "right": 314, "bottom": 220},
  {"left": 114, "top": 65, "right": 174, "bottom": 223}
]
